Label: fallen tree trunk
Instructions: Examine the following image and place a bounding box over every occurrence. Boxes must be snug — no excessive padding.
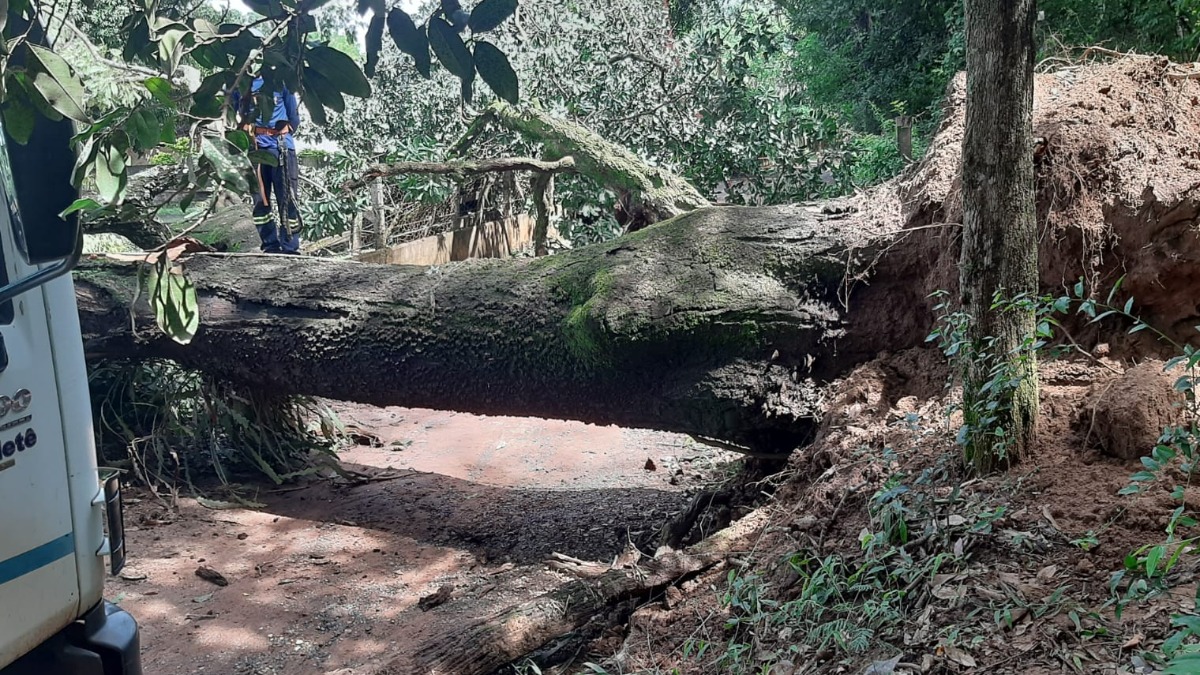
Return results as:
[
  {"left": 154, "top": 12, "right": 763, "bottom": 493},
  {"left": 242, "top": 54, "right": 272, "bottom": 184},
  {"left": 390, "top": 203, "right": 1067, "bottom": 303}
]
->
[{"left": 75, "top": 202, "right": 894, "bottom": 453}]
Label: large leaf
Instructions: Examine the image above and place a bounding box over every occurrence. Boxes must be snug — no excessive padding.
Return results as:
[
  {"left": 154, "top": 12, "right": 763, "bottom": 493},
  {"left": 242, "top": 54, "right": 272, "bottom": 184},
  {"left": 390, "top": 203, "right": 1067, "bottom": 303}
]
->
[
  {"left": 26, "top": 44, "right": 89, "bottom": 122},
  {"left": 123, "top": 16, "right": 151, "bottom": 63},
  {"left": 301, "top": 86, "right": 328, "bottom": 126},
  {"left": 305, "top": 45, "right": 371, "bottom": 98},
  {"left": 468, "top": 0, "right": 517, "bottom": 33},
  {"left": 95, "top": 145, "right": 126, "bottom": 203},
  {"left": 147, "top": 257, "right": 200, "bottom": 345},
  {"left": 157, "top": 27, "right": 189, "bottom": 75},
  {"left": 387, "top": 9, "right": 431, "bottom": 78},
  {"left": 2, "top": 96, "right": 34, "bottom": 145},
  {"left": 199, "top": 136, "right": 249, "bottom": 192},
  {"left": 427, "top": 17, "right": 473, "bottom": 80},
  {"left": 302, "top": 66, "right": 345, "bottom": 114},
  {"left": 129, "top": 108, "right": 161, "bottom": 151},
  {"left": 144, "top": 76, "right": 173, "bottom": 104},
  {"left": 472, "top": 41, "right": 518, "bottom": 103},
  {"left": 364, "top": 14, "right": 384, "bottom": 77}
]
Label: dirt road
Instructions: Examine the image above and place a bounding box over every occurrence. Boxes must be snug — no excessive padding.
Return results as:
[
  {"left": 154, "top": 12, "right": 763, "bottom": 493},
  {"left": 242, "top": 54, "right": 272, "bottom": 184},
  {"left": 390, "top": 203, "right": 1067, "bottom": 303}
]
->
[{"left": 111, "top": 404, "right": 737, "bottom": 674}]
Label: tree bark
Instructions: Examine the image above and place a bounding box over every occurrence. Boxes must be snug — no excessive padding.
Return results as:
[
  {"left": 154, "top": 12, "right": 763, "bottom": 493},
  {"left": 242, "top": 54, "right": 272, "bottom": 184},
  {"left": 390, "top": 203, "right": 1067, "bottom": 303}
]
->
[
  {"left": 75, "top": 204, "right": 895, "bottom": 453},
  {"left": 343, "top": 156, "right": 577, "bottom": 191},
  {"left": 960, "top": 0, "right": 1039, "bottom": 471}
]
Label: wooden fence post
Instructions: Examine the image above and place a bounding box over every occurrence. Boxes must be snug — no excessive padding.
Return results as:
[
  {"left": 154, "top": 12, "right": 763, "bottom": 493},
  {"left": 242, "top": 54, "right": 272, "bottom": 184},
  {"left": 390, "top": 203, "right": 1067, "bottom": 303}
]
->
[
  {"left": 896, "top": 115, "right": 913, "bottom": 162},
  {"left": 372, "top": 177, "right": 388, "bottom": 249}
]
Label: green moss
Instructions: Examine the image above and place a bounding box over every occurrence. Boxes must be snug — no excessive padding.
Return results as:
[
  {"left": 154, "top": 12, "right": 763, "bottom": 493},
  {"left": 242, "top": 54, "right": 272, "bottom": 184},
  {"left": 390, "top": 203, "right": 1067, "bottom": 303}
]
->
[{"left": 559, "top": 267, "right": 617, "bottom": 366}]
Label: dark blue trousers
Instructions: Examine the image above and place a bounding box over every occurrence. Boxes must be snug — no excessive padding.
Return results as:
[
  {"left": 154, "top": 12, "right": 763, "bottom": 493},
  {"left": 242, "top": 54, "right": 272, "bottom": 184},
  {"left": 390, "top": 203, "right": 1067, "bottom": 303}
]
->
[{"left": 252, "top": 147, "right": 301, "bottom": 254}]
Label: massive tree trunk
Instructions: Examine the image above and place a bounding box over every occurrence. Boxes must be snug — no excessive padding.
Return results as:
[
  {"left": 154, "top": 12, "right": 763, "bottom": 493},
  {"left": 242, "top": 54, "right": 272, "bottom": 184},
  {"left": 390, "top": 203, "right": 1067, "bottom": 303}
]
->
[
  {"left": 75, "top": 203, "right": 898, "bottom": 454},
  {"left": 959, "top": 0, "right": 1039, "bottom": 471}
]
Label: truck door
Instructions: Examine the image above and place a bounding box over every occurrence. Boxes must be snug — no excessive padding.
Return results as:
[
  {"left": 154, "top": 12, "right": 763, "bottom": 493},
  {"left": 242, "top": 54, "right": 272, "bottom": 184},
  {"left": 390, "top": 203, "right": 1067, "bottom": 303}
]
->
[{"left": 0, "top": 194, "right": 81, "bottom": 667}]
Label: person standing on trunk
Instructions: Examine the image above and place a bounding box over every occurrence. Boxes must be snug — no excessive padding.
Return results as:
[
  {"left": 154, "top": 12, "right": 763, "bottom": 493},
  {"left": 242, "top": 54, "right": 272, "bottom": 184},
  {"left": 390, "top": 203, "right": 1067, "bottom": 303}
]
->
[{"left": 230, "top": 74, "right": 303, "bottom": 254}]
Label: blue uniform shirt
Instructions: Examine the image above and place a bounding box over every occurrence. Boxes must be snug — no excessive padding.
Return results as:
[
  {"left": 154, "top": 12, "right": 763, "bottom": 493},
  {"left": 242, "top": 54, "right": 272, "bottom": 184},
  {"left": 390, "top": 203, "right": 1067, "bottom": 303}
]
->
[{"left": 231, "top": 77, "right": 301, "bottom": 152}]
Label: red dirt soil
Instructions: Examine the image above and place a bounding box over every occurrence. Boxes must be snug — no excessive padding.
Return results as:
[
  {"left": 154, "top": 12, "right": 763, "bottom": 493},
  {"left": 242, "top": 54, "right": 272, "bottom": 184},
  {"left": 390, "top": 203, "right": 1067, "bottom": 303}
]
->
[{"left": 111, "top": 405, "right": 738, "bottom": 674}]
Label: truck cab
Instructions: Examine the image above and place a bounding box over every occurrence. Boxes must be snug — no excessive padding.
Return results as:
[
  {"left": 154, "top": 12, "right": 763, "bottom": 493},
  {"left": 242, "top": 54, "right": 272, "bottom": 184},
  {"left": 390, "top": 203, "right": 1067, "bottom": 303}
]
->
[{"left": 0, "top": 12, "right": 141, "bottom": 675}]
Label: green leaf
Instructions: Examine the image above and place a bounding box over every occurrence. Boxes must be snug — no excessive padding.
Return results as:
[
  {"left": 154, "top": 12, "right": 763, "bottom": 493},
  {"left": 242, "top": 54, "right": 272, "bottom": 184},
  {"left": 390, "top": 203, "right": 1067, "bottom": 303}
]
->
[
  {"left": 388, "top": 9, "right": 431, "bottom": 78},
  {"left": 427, "top": 17, "right": 473, "bottom": 80},
  {"left": 468, "top": 0, "right": 517, "bottom": 33},
  {"left": 59, "top": 198, "right": 101, "bottom": 217},
  {"left": 1166, "top": 650, "right": 1200, "bottom": 673},
  {"left": 129, "top": 109, "right": 161, "bottom": 151},
  {"left": 301, "top": 86, "right": 328, "bottom": 126},
  {"left": 1146, "top": 545, "right": 1165, "bottom": 577},
  {"left": 225, "top": 129, "right": 251, "bottom": 152},
  {"left": 148, "top": 257, "right": 200, "bottom": 345},
  {"left": 247, "top": 150, "right": 279, "bottom": 166},
  {"left": 364, "top": 14, "right": 384, "bottom": 78},
  {"left": 123, "top": 16, "right": 151, "bottom": 63},
  {"left": 472, "top": 41, "right": 518, "bottom": 103},
  {"left": 305, "top": 45, "right": 371, "bottom": 98},
  {"left": 2, "top": 96, "right": 35, "bottom": 145},
  {"left": 199, "top": 137, "right": 248, "bottom": 191},
  {"left": 144, "top": 77, "right": 173, "bottom": 104},
  {"left": 95, "top": 145, "right": 126, "bottom": 203},
  {"left": 26, "top": 44, "right": 89, "bottom": 122},
  {"left": 301, "top": 66, "right": 345, "bottom": 114}
]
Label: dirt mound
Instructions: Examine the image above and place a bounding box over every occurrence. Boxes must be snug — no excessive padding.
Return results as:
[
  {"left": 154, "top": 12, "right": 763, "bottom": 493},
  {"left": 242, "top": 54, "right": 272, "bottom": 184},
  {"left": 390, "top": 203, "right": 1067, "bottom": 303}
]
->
[
  {"left": 1080, "top": 358, "right": 1186, "bottom": 459},
  {"left": 851, "top": 56, "right": 1200, "bottom": 354},
  {"left": 606, "top": 351, "right": 1191, "bottom": 675}
]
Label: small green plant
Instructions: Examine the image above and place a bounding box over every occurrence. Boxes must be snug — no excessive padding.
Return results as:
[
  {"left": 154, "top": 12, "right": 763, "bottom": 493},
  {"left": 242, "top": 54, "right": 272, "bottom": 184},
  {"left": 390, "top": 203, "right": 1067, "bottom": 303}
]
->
[{"left": 927, "top": 289, "right": 1059, "bottom": 468}]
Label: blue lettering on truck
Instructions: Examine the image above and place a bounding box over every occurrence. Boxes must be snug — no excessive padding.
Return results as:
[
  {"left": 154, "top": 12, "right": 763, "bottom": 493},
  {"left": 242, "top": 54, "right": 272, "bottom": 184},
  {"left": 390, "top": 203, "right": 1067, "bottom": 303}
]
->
[{"left": 0, "top": 428, "right": 34, "bottom": 457}]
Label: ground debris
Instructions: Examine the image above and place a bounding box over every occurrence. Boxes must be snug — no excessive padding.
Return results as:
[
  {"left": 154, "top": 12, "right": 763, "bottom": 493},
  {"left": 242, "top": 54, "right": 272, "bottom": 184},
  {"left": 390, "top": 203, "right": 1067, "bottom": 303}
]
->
[
  {"left": 195, "top": 565, "right": 229, "bottom": 587},
  {"left": 418, "top": 584, "right": 454, "bottom": 611}
]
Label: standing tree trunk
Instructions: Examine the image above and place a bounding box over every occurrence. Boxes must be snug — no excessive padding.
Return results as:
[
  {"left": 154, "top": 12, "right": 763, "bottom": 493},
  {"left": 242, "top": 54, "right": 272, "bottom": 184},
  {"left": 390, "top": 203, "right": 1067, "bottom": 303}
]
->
[{"left": 959, "top": 0, "right": 1039, "bottom": 472}]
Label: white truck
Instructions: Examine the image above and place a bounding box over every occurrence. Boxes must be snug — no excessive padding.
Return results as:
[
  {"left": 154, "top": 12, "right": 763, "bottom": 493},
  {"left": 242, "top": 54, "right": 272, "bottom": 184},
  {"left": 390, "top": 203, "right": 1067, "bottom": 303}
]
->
[{"left": 0, "top": 10, "right": 141, "bottom": 675}]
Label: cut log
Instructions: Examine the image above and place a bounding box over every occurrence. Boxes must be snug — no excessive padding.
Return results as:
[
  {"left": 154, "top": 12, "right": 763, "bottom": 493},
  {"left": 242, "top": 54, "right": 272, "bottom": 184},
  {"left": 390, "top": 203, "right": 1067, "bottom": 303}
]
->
[{"left": 75, "top": 202, "right": 895, "bottom": 453}]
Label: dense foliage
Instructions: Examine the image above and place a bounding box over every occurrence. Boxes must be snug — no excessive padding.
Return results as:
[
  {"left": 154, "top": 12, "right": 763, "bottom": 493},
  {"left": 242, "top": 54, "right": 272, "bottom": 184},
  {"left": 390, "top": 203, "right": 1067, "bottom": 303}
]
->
[{"left": 779, "top": 0, "right": 1200, "bottom": 135}]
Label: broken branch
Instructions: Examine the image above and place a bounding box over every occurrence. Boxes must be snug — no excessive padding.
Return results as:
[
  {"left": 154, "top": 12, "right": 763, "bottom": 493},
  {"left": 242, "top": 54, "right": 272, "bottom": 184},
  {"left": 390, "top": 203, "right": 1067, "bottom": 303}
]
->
[{"left": 343, "top": 156, "right": 577, "bottom": 191}]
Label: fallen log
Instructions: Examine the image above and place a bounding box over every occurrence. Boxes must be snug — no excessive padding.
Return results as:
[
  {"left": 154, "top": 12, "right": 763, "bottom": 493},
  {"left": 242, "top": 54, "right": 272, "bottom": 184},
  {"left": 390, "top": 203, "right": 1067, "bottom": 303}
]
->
[
  {"left": 354, "top": 510, "right": 770, "bottom": 675},
  {"left": 343, "top": 156, "right": 577, "bottom": 191},
  {"left": 75, "top": 202, "right": 897, "bottom": 453}
]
